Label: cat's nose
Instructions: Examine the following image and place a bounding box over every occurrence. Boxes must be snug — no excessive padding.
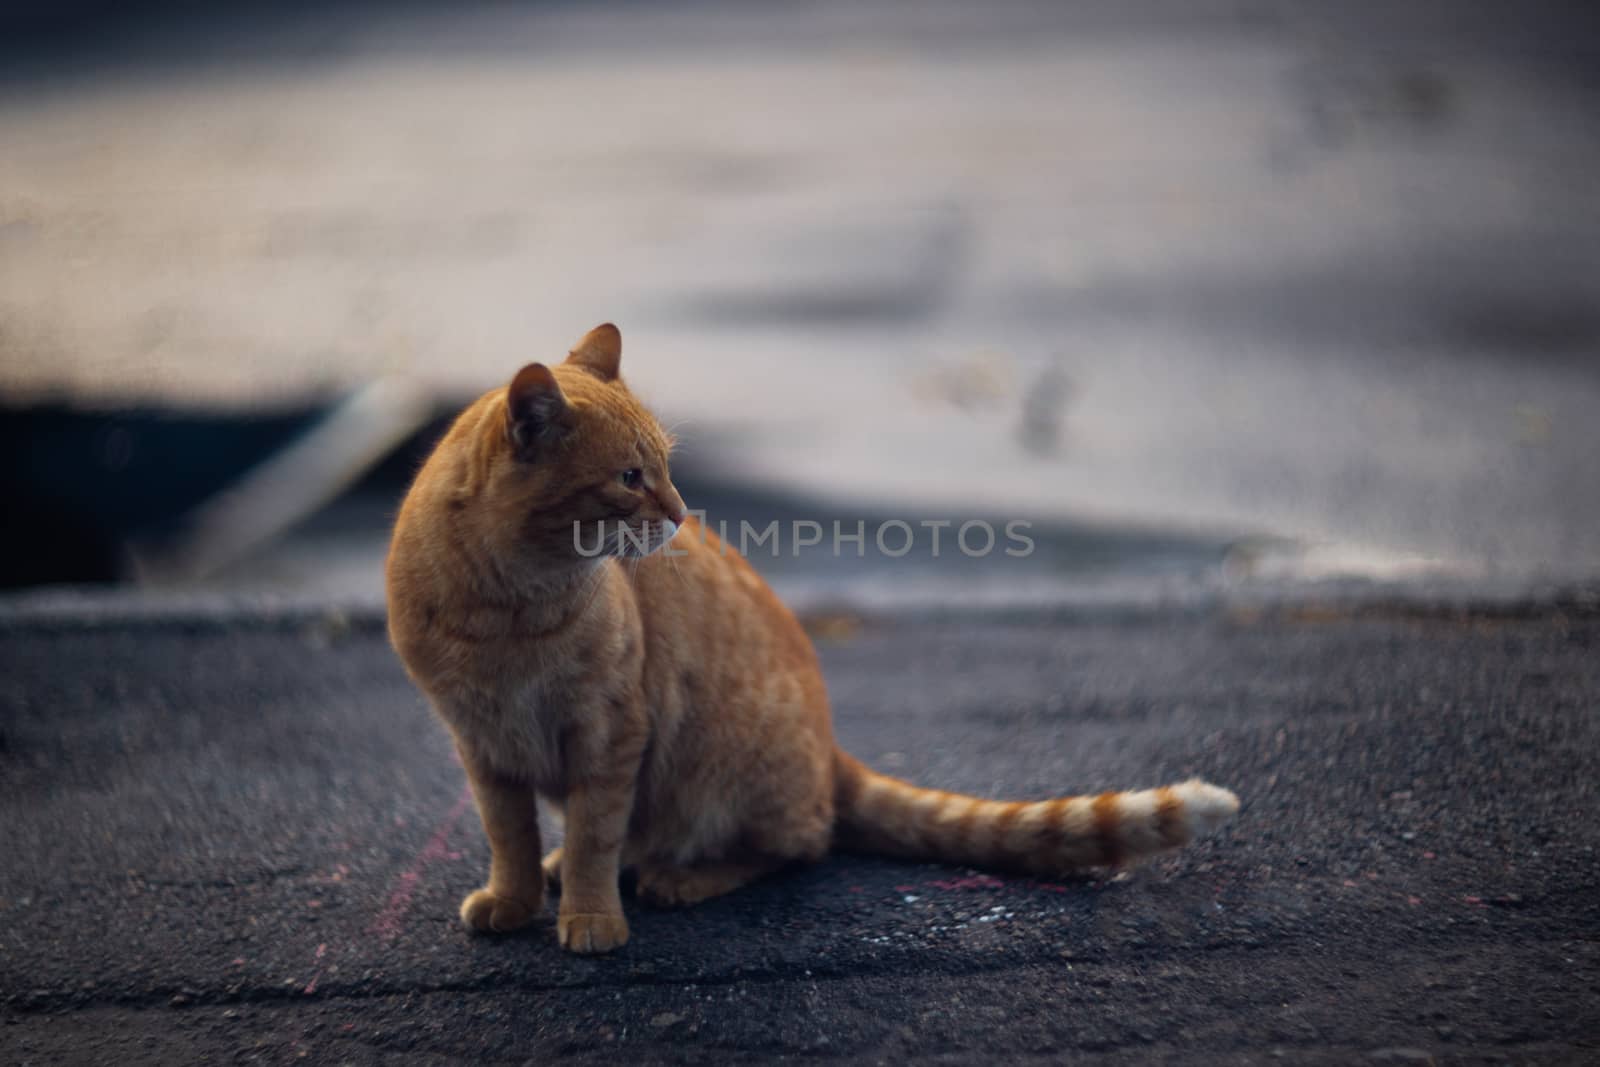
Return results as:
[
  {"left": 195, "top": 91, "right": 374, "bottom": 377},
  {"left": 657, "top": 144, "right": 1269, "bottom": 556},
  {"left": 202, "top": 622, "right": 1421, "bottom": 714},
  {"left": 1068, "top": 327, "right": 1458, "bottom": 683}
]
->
[
  {"left": 656, "top": 486, "right": 688, "bottom": 527},
  {"left": 656, "top": 491, "right": 688, "bottom": 526}
]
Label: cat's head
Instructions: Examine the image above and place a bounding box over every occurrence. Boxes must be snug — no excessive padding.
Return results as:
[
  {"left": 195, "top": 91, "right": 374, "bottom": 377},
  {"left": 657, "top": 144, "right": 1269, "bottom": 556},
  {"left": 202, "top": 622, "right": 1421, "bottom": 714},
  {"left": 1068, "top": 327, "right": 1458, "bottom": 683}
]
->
[{"left": 471, "top": 323, "right": 688, "bottom": 566}]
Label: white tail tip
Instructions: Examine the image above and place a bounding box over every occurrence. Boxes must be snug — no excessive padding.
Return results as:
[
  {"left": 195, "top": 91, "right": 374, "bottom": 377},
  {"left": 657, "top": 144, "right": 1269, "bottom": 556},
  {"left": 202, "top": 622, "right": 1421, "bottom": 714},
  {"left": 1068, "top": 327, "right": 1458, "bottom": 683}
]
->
[{"left": 1174, "top": 779, "right": 1240, "bottom": 836}]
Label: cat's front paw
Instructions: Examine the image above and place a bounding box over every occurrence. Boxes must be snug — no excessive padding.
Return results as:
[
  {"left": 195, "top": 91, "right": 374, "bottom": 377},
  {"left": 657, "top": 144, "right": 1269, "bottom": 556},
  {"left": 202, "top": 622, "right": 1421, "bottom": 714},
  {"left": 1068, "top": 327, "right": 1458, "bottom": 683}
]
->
[
  {"left": 459, "top": 888, "right": 540, "bottom": 934},
  {"left": 557, "top": 910, "right": 629, "bottom": 954}
]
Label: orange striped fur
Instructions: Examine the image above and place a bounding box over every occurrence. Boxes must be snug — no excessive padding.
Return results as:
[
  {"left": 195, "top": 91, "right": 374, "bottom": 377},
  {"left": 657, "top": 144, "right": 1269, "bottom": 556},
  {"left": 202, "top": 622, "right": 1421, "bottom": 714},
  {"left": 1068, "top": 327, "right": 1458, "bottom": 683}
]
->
[
  {"left": 386, "top": 324, "right": 1239, "bottom": 955},
  {"left": 833, "top": 752, "right": 1238, "bottom": 876}
]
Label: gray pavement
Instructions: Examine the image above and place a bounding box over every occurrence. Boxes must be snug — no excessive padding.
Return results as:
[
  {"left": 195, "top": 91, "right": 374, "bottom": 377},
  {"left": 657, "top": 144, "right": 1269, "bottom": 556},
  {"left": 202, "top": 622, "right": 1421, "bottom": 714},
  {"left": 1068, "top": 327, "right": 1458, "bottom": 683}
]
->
[{"left": 3, "top": 603, "right": 1597, "bottom": 1063}]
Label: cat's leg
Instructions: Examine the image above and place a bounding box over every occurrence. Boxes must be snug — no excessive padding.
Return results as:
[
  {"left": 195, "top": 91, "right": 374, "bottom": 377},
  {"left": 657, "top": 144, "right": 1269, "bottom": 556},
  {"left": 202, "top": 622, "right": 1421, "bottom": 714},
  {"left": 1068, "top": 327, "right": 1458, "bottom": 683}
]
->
[
  {"left": 544, "top": 843, "right": 642, "bottom": 893},
  {"left": 556, "top": 768, "right": 639, "bottom": 954},
  {"left": 633, "top": 727, "right": 834, "bottom": 907},
  {"left": 541, "top": 846, "right": 563, "bottom": 890},
  {"left": 458, "top": 760, "right": 545, "bottom": 934},
  {"left": 636, "top": 856, "right": 786, "bottom": 907}
]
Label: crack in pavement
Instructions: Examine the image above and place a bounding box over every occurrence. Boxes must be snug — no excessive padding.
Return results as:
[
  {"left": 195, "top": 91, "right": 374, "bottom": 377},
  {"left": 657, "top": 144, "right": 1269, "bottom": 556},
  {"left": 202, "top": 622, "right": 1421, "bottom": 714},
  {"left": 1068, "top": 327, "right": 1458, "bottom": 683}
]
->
[{"left": 1, "top": 932, "right": 1339, "bottom": 1016}]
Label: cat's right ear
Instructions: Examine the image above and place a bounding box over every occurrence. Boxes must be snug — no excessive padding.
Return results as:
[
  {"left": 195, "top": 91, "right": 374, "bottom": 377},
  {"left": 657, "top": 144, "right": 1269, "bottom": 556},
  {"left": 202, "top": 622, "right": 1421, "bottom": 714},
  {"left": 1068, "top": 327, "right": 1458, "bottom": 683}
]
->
[{"left": 506, "top": 362, "right": 569, "bottom": 456}]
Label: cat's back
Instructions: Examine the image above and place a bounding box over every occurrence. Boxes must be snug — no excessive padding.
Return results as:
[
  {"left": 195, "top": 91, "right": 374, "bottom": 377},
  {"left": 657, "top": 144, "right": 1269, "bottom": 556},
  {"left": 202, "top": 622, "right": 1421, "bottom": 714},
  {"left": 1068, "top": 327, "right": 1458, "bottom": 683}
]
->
[
  {"left": 384, "top": 391, "right": 520, "bottom": 687},
  {"left": 627, "top": 518, "right": 829, "bottom": 721}
]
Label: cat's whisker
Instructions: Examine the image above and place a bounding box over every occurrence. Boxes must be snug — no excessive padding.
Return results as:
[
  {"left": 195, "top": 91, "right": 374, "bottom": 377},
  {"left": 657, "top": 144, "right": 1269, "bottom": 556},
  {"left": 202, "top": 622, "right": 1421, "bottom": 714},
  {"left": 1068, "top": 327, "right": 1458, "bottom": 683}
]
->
[
  {"left": 662, "top": 418, "right": 695, "bottom": 451},
  {"left": 572, "top": 564, "right": 608, "bottom": 621},
  {"left": 605, "top": 524, "right": 627, "bottom": 560},
  {"left": 657, "top": 527, "right": 690, "bottom": 587}
]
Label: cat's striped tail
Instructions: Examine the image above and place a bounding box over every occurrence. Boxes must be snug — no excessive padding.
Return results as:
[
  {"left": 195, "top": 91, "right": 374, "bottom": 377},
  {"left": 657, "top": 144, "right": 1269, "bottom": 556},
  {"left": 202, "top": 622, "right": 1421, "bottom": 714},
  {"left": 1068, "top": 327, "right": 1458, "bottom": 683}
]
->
[{"left": 831, "top": 750, "right": 1238, "bottom": 874}]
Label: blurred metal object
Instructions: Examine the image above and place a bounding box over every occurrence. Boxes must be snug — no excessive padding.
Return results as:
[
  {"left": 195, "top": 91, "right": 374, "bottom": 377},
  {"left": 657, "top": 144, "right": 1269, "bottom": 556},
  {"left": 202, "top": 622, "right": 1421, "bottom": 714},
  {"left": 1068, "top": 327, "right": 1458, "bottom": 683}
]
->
[{"left": 127, "top": 379, "right": 433, "bottom": 584}]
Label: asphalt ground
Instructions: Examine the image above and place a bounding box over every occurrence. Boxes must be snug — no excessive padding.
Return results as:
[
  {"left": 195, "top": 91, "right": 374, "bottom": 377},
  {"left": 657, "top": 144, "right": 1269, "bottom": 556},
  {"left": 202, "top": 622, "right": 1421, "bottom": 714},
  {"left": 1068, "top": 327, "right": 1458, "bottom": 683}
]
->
[{"left": 2, "top": 603, "right": 1597, "bottom": 1064}]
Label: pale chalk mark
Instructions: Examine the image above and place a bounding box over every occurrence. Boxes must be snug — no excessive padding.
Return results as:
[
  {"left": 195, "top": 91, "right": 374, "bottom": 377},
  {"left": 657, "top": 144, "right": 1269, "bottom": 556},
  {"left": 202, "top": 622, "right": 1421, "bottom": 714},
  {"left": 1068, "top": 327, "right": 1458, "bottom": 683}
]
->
[{"left": 366, "top": 787, "right": 475, "bottom": 941}]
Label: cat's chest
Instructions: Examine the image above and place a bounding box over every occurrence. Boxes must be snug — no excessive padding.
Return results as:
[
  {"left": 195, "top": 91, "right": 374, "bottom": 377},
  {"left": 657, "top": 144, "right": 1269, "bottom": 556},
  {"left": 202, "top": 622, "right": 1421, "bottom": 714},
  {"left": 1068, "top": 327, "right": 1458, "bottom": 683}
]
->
[
  {"left": 468, "top": 698, "right": 566, "bottom": 788},
  {"left": 440, "top": 667, "right": 582, "bottom": 790},
  {"left": 397, "top": 586, "right": 640, "bottom": 790}
]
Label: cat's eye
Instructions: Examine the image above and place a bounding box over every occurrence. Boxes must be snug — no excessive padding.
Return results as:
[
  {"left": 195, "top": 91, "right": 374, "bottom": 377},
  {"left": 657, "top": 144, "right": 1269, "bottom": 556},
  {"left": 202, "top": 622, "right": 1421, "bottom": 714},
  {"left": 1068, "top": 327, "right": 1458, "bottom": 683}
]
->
[{"left": 620, "top": 468, "right": 643, "bottom": 488}]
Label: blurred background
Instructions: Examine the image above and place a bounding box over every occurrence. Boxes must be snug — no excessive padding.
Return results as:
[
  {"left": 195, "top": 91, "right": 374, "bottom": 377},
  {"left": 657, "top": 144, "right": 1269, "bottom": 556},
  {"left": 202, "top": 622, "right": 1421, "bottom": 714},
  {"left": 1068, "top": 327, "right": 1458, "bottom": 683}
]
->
[{"left": 2, "top": 0, "right": 1597, "bottom": 612}]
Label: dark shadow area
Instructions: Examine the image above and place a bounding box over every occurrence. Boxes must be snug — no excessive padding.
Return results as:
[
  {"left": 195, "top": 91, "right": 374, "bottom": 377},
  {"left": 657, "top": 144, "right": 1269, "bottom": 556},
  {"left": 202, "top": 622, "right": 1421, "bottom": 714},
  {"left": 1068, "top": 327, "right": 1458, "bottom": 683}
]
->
[
  {"left": 0, "top": 405, "right": 324, "bottom": 586},
  {"left": 0, "top": 400, "right": 1237, "bottom": 594},
  {"left": 5, "top": 0, "right": 1600, "bottom": 89}
]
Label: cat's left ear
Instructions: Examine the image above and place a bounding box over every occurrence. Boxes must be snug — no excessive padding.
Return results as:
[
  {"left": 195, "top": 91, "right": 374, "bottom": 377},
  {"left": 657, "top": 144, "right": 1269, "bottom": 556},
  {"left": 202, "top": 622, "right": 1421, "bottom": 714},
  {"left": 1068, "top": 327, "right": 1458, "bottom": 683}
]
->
[
  {"left": 564, "top": 323, "right": 622, "bottom": 382},
  {"left": 506, "top": 362, "right": 569, "bottom": 455}
]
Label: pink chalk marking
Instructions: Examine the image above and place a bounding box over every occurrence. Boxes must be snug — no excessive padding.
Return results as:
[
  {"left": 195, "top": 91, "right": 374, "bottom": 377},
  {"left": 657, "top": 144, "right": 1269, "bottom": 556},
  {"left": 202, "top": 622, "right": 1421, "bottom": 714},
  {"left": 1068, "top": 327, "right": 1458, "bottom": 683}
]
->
[
  {"left": 302, "top": 942, "right": 330, "bottom": 995},
  {"left": 302, "top": 791, "right": 475, "bottom": 999},
  {"left": 366, "top": 787, "right": 475, "bottom": 941}
]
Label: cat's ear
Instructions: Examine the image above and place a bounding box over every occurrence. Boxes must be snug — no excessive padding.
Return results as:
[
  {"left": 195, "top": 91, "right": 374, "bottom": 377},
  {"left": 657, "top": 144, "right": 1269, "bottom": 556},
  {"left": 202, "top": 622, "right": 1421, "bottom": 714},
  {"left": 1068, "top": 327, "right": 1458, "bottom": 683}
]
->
[
  {"left": 506, "top": 362, "right": 568, "bottom": 454},
  {"left": 564, "top": 323, "right": 622, "bottom": 382}
]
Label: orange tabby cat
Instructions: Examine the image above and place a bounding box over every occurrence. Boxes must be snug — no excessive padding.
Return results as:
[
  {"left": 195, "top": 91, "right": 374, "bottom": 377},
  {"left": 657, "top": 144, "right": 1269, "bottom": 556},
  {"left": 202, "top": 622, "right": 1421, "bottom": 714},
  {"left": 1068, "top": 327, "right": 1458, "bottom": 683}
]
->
[{"left": 385, "top": 324, "right": 1239, "bottom": 954}]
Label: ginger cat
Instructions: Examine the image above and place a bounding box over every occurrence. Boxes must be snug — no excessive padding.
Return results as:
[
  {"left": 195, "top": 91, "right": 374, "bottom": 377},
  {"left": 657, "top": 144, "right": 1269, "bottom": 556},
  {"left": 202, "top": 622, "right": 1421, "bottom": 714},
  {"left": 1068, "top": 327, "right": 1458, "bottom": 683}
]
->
[{"left": 385, "top": 324, "right": 1239, "bottom": 954}]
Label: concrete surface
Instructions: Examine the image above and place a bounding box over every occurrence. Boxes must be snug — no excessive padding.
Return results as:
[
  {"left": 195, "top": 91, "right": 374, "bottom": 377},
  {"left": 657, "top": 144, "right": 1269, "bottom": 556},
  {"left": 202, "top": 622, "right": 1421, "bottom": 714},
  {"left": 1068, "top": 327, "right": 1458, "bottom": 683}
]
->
[
  {"left": 2, "top": 603, "right": 1597, "bottom": 1063},
  {"left": 3, "top": 0, "right": 1599, "bottom": 583}
]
